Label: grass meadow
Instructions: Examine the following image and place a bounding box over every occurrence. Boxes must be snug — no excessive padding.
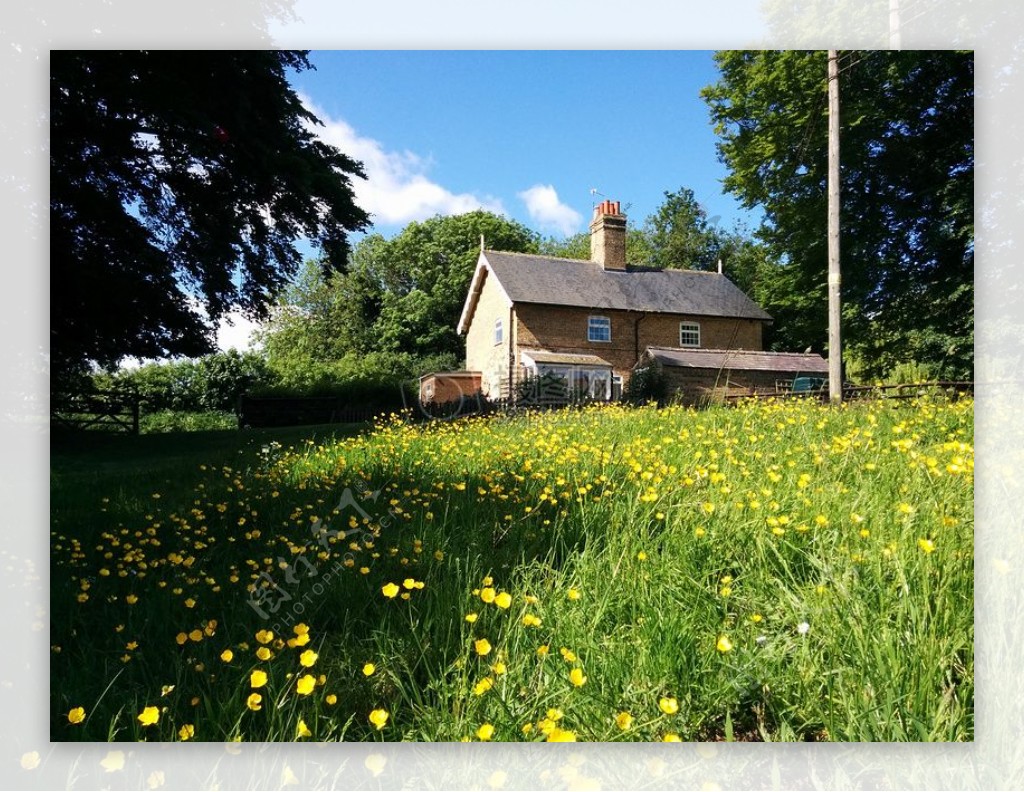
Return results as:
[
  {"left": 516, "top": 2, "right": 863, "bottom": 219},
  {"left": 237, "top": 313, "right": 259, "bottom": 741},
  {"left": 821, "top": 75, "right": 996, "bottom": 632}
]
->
[{"left": 50, "top": 396, "right": 974, "bottom": 742}]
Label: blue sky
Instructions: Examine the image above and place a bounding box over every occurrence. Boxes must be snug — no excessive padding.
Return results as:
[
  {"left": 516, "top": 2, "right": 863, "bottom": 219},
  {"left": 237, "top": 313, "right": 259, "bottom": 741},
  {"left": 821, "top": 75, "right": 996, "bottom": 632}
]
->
[
  {"left": 218, "top": 50, "right": 761, "bottom": 351},
  {"left": 289, "top": 50, "right": 762, "bottom": 242}
]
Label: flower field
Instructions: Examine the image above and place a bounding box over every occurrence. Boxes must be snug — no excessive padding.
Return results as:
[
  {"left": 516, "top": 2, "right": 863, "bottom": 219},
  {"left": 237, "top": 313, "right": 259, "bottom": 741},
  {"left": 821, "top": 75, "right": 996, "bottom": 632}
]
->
[{"left": 50, "top": 396, "right": 974, "bottom": 742}]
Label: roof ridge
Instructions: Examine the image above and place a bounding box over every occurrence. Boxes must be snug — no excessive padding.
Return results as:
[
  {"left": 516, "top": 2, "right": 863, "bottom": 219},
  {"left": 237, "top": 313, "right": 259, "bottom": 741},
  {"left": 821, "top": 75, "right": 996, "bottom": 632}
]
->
[
  {"left": 484, "top": 249, "right": 595, "bottom": 265},
  {"left": 645, "top": 345, "right": 822, "bottom": 357},
  {"left": 485, "top": 250, "right": 726, "bottom": 276}
]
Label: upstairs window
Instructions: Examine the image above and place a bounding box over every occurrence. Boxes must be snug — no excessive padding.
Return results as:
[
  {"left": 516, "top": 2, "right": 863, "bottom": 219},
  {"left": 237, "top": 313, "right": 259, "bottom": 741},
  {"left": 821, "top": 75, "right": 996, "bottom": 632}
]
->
[
  {"left": 588, "top": 315, "right": 611, "bottom": 343},
  {"left": 494, "top": 318, "right": 503, "bottom": 345},
  {"left": 679, "top": 322, "right": 701, "bottom": 347}
]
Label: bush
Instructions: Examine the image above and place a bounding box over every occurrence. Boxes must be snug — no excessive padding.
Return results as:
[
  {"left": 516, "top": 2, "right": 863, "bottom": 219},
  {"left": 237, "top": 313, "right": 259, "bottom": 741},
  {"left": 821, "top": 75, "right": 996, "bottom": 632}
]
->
[
  {"left": 99, "top": 351, "right": 275, "bottom": 412},
  {"left": 624, "top": 365, "right": 668, "bottom": 404},
  {"left": 139, "top": 409, "right": 237, "bottom": 434}
]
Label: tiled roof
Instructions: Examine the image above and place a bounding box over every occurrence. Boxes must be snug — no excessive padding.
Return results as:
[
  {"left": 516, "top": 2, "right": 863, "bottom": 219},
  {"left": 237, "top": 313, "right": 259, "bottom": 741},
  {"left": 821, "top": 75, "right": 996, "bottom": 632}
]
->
[
  {"left": 521, "top": 350, "right": 613, "bottom": 367},
  {"left": 482, "top": 251, "right": 772, "bottom": 320},
  {"left": 643, "top": 346, "right": 829, "bottom": 374}
]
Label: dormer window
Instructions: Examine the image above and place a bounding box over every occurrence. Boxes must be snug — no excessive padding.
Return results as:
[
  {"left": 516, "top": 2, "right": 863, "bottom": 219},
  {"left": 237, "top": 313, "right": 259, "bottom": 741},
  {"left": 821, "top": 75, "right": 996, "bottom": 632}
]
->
[
  {"left": 679, "top": 322, "right": 701, "bottom": 347},
  {"left": 494, "top": 318, "right": 503, "bottom": 345},
  {"left": 588, "top": 315, "right": 611, "bottom": 343}
]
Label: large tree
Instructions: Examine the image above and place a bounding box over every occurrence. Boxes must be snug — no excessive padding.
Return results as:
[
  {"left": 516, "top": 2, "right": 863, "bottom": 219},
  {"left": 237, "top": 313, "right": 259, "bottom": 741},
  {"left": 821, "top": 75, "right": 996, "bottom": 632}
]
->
[
  {"left": 50, "top": 50, "right": 369, "bottom": 386},
  {"left": 259, "top": 211, "right": 540, "bottom": 380},
  {"left": 702, "top": 50, "right": 974, "bottom": 379}
]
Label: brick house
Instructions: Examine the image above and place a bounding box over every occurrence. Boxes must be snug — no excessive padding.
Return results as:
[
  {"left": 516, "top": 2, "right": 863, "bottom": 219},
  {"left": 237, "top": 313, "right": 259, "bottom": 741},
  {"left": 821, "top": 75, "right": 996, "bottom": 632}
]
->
[{"left": 452, "top": 200, "right": 823, "bottom": 402}]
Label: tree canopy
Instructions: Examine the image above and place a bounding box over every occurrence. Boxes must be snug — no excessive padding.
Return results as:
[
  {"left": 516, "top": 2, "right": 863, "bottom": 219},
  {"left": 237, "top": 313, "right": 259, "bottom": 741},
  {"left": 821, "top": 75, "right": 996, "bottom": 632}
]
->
[
  {"left": 51, "top": 50, "right": 369, "bottom": 386},
  {"left": 259, "top": 211, "right": 540, "bottom": 386},
  {"left": 702, "top": 50, "right": 974, "bottom": 379}
]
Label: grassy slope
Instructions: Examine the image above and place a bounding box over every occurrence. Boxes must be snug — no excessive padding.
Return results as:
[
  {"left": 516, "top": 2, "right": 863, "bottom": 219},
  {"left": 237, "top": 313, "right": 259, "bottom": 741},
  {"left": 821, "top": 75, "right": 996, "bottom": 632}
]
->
[{"left": 50, "top": 400, "right": 973, "bottom": 743}]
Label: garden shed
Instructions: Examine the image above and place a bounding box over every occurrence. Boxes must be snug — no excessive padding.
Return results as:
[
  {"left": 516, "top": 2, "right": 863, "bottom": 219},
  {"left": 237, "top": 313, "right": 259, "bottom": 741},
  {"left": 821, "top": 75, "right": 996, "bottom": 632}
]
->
[{"left": 635, "top": 346, "right": 829, "bottom": 403}]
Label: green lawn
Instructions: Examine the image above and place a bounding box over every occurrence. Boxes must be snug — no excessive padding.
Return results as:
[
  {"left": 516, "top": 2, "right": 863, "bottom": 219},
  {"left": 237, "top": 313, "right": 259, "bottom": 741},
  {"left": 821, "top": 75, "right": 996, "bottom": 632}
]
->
[{"left": 50, "top": 399, "right": 973, "bottom": 742}]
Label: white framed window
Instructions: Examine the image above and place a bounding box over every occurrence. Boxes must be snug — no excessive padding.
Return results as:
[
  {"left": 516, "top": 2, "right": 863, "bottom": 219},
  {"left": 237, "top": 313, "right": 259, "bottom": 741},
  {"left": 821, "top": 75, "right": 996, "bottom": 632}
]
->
[
  {"left": 588, "top": 315, "right": 611, "bottom": 343},
  {"left": 679, "top": 321, "right": 701, "bottom": 347},
  {"left": 494, "top": 318, "right": 503, "bottom": 345}
]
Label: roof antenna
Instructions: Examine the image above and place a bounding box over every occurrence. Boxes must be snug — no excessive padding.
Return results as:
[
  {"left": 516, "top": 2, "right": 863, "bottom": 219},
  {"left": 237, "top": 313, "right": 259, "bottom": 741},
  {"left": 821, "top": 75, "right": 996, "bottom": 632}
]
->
[
  {"left": 717, "top": 258, "right": 723, "bottom": 274},
  {"left": 589, "top": 187, "right": 604, "bottom": 206}
]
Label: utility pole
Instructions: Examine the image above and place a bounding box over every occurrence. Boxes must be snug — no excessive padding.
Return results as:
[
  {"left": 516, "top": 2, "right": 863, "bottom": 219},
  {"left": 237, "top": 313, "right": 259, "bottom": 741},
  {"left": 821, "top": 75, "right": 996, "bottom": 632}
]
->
[
  {"left": 827, "top": 50, "right": 843, "bottom": 404},
  {"left": 889, "top": 0, "right": 901, "bottom": 49}
]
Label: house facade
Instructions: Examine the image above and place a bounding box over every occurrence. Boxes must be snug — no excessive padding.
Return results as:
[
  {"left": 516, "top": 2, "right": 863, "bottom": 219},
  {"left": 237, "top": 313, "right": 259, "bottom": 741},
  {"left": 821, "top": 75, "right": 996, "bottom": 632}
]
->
[{"left": 455, "top": 200, "right": 778, "bottom": 400}]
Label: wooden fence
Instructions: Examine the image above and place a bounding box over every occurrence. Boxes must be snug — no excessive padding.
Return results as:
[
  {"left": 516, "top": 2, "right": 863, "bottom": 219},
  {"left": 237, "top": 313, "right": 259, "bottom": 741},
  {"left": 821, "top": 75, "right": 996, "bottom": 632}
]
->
[
  {"left": 52, "top": 391, "right": 141, "bottom": 434},
  {"left": 723, "top": 380, "right": 974, "bottom": 404},
  {"left": 236, "top": 396, "right": 391, "bottom": 428}
]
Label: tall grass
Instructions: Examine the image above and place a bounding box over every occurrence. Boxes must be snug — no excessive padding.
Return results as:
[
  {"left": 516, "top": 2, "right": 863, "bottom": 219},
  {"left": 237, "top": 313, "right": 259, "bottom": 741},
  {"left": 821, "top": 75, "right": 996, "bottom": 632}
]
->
[{"left": 50, "top": 397, "right": 973, "bottom": 742}]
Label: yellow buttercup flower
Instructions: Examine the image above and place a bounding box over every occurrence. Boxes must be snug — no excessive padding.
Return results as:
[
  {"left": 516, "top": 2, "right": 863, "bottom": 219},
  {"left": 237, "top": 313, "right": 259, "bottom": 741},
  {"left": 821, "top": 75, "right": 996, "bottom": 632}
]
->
[
  {"left": 246, "top": 693, "right": 262, "bottom": 711},
  {"left": 474, "top": 638, "right": 492, "bottom": 656},
  {"left": 569, "top": 668, "right": 587, "bottom": 687},
  {"left": 250, "top": 670, "right": 268, "bottom": 688},
  {"left": 296, "top": 718, "right": 312, "bottom": 738},
  {"left": 615, "top": 711, "right": 633, "bottom": 730},
  {"left": 137, "top": 706, "right": 160, "bottom": 726},
  {"left": 299, "top": 649, "right": 318, "bottom": 668},
  {"left": 522, "top": 613, "right": 542, "bottom": 627},
  {"left": 363, "top": 662, "right": 376, "bottom": 676},
  {"left": 918, "top": 538, "right": 936, "bottom": 554},
  {"left": 473, "top": 677, "right": 495, "bottom": 696},
  {"left": 178, "top": 724, "right": 195, "bottom": 741},
  {"left": 68, "top": 707, "right": 86, "bottom": 724},
  {"left": 494, "top": 591, "right": 512, "bottom": 609},
  {"left": 465, "top": 612, "right": 478, "bottom": 623},
  {"left": 567, "top": 588, "right": 582, "bottom": 601},
  {"left": 716, "top": 635, "right": 733, "bottom": 653},
  {"left": 662, "top": 732, "right": 682, "bottom": 742},
  {"left": 659, "top": 697, "right": 679, "bottom": 715},
  {"left": 325, "top": 694, "right": 338, "bottom": 705},
  {"left": 255, "top": 629, "right": 274, "bottom": 645},
  {"left": 255, "top": 646, "right": 272, "bottom": 661},
  {"left": 545, "top": 727, "right": 576, "bottom": 742},
  {"left": 480, "top": 587, "right": 496, "bottom": 604},
  {"left": 381, "top": 582, "right": 400, "bottom": 598},
  {"left": 476, "top": 723, "right": 495, "bottom": 741},
  {"left": 220, "top": 649, "right": 234, "bottom": 662},
  {"left": 295, "top": 674, "right": 316, "bottom": 695},
  {"left": 369, "top": 708, "right": 389, "bottom": 729}
]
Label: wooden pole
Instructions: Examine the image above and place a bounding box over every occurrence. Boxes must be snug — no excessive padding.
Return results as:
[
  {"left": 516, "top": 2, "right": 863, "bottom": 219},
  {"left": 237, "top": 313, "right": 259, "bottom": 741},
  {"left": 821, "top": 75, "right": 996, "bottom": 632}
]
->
[
  {"left": 827, "top": 50, "right": 843, "bottom": 404},
  {"left": 889, "top": 0, "right": 901, "bottom": 49}
]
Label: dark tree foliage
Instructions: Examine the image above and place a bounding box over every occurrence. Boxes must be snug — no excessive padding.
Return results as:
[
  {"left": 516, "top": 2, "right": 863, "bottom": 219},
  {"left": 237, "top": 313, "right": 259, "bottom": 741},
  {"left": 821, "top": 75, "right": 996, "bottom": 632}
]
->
[
  {"left": 703, "top": 50, "right": 973, "bottom": 379},
  {"left": 51, "top": 50, "right": 369, "bottom": 387}
]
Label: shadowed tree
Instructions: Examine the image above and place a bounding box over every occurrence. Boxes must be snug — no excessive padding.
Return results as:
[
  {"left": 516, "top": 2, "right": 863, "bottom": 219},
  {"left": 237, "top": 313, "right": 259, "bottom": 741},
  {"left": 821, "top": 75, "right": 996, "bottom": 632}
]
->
[{"left": 51, "top": 50, "right": 369, "bottom": 388}]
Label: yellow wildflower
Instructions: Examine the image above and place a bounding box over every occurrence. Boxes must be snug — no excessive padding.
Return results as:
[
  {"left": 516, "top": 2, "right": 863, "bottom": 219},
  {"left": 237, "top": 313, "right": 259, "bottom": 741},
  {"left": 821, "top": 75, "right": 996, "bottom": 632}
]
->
[
  {"left": 476, "top": 723, "right": 495, "bottom": 741},
  {"left": 368, "top": 708, "right": 389, "bottom": 730}
]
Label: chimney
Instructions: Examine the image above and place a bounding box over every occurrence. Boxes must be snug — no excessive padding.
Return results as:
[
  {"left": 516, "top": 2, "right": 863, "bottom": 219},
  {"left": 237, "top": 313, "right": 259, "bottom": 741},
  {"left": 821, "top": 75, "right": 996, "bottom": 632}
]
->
[{"left": 589, "top": 199, "right": 627, "bottom": 271}]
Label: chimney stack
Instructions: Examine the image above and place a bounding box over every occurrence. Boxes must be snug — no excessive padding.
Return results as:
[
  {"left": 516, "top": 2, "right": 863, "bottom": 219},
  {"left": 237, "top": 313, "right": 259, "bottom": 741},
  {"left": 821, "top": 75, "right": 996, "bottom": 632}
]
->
[{"left": 589, "top": 199, "right": 627, "bottom": 271}]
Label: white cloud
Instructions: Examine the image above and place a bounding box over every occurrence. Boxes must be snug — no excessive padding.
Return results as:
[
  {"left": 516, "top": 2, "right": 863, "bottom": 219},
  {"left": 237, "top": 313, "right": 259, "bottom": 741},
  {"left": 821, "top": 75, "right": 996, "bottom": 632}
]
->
[
  {"left": 216, "top": 309, "right": 262, "bottom": 353},
  {"left": 301, "top": 96, "right": 505, "bottom": 225},
  {"left": 517, "top": 184, "right": 583, "bottom": 237}
]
